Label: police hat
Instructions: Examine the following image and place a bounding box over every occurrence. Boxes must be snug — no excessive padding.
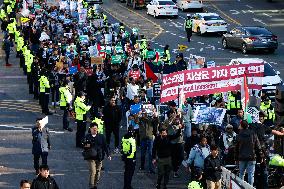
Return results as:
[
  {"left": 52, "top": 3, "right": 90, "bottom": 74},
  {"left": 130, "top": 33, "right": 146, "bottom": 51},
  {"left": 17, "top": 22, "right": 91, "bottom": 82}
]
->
[{"left": 187, "top": 14, "right": 191, "bottom": 18}]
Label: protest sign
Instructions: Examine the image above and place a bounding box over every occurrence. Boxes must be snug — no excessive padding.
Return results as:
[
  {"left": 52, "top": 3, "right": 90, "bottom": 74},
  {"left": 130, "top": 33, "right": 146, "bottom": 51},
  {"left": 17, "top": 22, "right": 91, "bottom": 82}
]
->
[
  {"left": 64, "top": 33, "right": 73, "bottom": 38},
  {"left": 115, "top": 45, "right": 123, "bottom": 54},
  {"left": 69, "top": 66, "right": 78, "bottom": 75},
  {"left": 188, "top": 55, "right": 205, "bottom": 70},
  {"left": 34, "top": 4, "right": 41, "bottom": 10},
  {"left": 79, "top": 9, "right": 87, "bottom": 23},
  {"left": 88, "top": 46, "right": 98, "bottom": 57},
  {"left": 207, "top": 61, "right": 215, "bottom": 68},
  {"left": 93, "top": 19, "right": 104, "bottom": 27},
  {"left": 161, "top": 63, "right": 264, "bottom": 103},
  {"left": 146, "top": 51, "right": 155, "bottom": 59},
  {"left": 91, "top": 57, "right": 103, "bottom": 65},
  {"left": 142, "top": 104, "right": 154, "bottom": 114},
  {"left": 130, "top": 104, "right": 141, "bottom": 115},
  {"left": 39, "top": 116, "right": 48, "bottom": 128},
  {"left": 79, "top": 35, "right": 89, "bottom": 44},
  {"left": 192, "top": 106, "right": 226, "bottom": 125},
  {"left": 153, "top": 83, "right": 161, "bottom": 98},
  {"left": 111, "top": 55, "right": 122, "bottom": 64},
  {"left": 247, "top": 107, "right": 259, "bottom": 123},
  {"left": 46, "top": 0, "right": 59, "bottom": 6},
  {"left": 59, "top": 1, "right": 68, "bottom": 9},
  {"left": 64, "top": 19, "right": 71, "bottom": 25},
  {"left": 192, "top": 103, "right": 210, "bottom": 115},
  {"left": 85, "top": 68, "right": 93, "bottom": 76}
]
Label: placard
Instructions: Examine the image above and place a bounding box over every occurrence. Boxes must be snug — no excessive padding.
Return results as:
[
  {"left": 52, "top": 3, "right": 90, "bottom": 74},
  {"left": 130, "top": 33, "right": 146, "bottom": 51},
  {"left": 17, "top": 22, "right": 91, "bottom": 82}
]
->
[
  {"left": 153, "top": 83, "right": 161, "bottom": 97},
  {"left": 91, "top": 57, "right": 103, "bottom": 65},
  {"left": 192, "top": 106, "right": 226, "bottom": 126}
]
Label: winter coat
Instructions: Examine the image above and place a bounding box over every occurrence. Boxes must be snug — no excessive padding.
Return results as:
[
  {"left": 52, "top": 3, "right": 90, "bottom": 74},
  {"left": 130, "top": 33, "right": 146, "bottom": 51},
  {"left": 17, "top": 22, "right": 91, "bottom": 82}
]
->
[{"left": 32, "top": 127, "right": 50, "bottom": 155}]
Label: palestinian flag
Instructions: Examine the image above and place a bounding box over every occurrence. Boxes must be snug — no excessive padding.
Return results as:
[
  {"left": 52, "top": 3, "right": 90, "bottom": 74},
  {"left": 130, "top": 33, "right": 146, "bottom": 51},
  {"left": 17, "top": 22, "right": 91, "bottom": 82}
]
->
[{"left": 145, "top": 61, "right": 161, "bottom": 83}]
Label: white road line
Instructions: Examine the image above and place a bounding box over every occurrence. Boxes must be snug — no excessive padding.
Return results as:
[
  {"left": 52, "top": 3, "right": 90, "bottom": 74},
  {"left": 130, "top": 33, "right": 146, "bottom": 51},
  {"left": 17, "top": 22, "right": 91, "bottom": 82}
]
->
[
  {"left": 179, "top": 16, "right": 186, "bottom": 20},
  {"left": 200, "top": 48, "right": 204, "bottom": 52},
  {"left": 170, "top": 33, "right": 177, "bottom": 35},
  {"left": 253, "top": 18, "right": 266, "bottom": 25},
  {"left": 179, "top": 36, "right": 186, "bottom": 39},
  {"left": 186, "top": 48, "right": 195, "bottom": 51},
  {"left": 244, "top": 54, "right": 248, "bottom": 56},
  {"left": 165, "top": 30, "right": 170, "bottom": 33},
  {"left": 246, "top": 5, "right": 253, "bottom": 9},
  {"left": 169, "top": 25, "right": 173, "bottom": 27},
  {"left": 177, "top": 21, "right": 184, "bottom": 25},
  {"left": 197, "top": 42, "right": 205, "bottom": 45},
  {"left": 263, "top": 13, "right": 272, "bottom": 18}
]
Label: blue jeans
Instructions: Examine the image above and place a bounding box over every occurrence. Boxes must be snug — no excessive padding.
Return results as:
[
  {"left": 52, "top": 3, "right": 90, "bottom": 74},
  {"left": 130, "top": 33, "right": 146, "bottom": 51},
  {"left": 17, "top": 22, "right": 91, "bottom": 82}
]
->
[
  {"left": 140, "top": 138, "right": 154, "bottom": 172},
  {"left": 239, "top": 161, "right": 256, "bottom": 185}
]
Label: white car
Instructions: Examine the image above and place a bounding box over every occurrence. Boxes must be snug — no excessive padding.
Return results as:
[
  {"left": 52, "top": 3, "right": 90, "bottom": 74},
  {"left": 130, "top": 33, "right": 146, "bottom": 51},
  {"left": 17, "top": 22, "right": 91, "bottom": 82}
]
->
[
  {"left": 191, "top": 13, "right": 227, "bottom": 35},
  {"left": 176, "top": 0, "right": 203, "bottom": 11},
  {"left": 229, "top": 58, "right": 282, "bottom": 99},
  {"left": 146, "top": 0, "right": 178, "bottom": 18}
]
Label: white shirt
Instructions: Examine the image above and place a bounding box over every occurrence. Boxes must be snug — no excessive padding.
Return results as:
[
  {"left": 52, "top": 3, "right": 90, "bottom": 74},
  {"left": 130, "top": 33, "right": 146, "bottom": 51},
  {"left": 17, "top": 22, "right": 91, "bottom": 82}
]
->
[{"left": 126, "top": 83, "right": 139, "bottom": 100}]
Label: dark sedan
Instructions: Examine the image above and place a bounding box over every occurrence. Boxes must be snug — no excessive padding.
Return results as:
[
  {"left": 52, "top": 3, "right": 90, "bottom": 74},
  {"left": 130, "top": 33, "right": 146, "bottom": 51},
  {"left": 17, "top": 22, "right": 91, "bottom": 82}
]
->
[{"left": 222, "top": 26, "right": 278, "bottom": 54}]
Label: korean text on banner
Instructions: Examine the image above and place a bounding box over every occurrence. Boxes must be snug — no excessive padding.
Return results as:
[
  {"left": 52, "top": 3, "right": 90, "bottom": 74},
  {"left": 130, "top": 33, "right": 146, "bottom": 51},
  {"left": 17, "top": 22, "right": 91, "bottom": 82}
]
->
[{"left": 160, "top": 63, "right": 264, "bottom": 103}]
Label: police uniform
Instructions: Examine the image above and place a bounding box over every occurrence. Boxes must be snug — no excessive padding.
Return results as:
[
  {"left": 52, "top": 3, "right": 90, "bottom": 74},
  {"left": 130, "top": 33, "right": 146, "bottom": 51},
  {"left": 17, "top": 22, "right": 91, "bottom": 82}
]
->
[
  {"left": 184, "top": 15, "right": 193, "bottom": 42},
  {"left": 74, "top": 95, "right": 91, "bottom": 147},
  {"left": 226, "top": 91, "right": 241, "bottom": 115},
  {"left": 59, "top": 84, "right": 73, "bottom": 131},
  {"left": 121, "top": 130, "right": 137, "bottom": 189},
  {"left": 260, "top": 99, "right": 275, "bottom": 126},
  {"left": 39, "top": 72, "right": 51, "bottom": 114}
]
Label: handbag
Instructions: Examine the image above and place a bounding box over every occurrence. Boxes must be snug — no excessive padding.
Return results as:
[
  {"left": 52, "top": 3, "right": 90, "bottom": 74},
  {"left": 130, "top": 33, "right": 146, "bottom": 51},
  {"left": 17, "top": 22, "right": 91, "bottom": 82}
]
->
[{"left": 82, "top": 148, "right": 98, "bottom": 160}]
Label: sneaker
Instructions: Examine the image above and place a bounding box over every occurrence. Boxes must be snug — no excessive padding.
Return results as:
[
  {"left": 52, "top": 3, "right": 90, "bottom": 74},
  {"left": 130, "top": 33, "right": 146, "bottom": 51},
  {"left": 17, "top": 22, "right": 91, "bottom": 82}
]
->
[
  {"left": 5, "top": 63, "right": 12, "bottom": 67},
  {"left": 51, "top": 102, "right": 55, "bottom": 106},
  {"left": 55, "top": 101, "right": 60, "bottom": 106},
  {"left": 114, "top": 148, "right": 120, "bottom": 154},
  {"left": 173, "top": 172, "right": 179, "bottom": 178}
]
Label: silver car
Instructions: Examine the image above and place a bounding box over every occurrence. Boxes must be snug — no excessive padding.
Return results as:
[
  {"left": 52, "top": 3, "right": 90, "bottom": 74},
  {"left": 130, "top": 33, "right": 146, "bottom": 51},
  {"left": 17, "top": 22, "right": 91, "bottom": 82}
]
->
[{"left": 222, "top": 26, "right": 278, "bottom": 54}]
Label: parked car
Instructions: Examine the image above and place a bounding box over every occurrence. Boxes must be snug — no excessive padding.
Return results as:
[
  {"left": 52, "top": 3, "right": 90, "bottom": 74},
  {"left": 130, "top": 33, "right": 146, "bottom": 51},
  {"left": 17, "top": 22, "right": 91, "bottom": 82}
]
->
[
  {"left": 222, "top": 26, "right": 278, "bottom": 54},
  {"left": 191, "top": 13, "right": 227, "bottom": 35},
  {"left": 176, "top": 0, "right": 203, "bottom": 11},
  {"left": 85, "top": 0, "right": 103, "bottom": 4},
  {"left": 229, "top": 58, "right": 282, "bottom": 99},
  {"left": 146, "top": 0, "right": 178, "bottom": 18}
]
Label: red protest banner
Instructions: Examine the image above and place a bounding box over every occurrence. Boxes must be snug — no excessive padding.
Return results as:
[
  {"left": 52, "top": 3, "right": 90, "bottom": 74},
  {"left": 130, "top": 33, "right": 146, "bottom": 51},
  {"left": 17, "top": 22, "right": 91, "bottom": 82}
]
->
[{"left": 160, "top": 63, "right": 264, "bottom": 103}]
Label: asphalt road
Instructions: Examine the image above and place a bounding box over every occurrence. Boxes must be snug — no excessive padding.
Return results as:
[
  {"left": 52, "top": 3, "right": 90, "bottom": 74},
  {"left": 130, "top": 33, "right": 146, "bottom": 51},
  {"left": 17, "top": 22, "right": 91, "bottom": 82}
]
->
[{"left": 103, "top": 0, "right": 284, "bottom": 78}]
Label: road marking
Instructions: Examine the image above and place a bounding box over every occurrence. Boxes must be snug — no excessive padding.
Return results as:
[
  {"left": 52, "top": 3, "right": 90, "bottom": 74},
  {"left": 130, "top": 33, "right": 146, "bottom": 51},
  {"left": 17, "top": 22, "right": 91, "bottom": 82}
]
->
[
  {"left": 178, "top": 36, "right": 186, "bottom": 39},
  {"left": 186, "top": 48, "right": 195, "bottom": 51},
  {"left": 230, "top": 10, "right": 240, "bottom": 15},
  {"left": 197, "top": 42, "right": 205, "bottom": 45},
  {"left": 179, "top": 16, "right": 186, "bottom": 20},
  {"left": 246, "top": 5, "right": 253, "bottom": 9},
  {"left": 205, "top": 45, "right": 216, "bottom": 51},
  {"left": 253, "top": 18, "right": 267, "bottom": 25},
  {"left": 200, "top": 48, "right": 204, "bottom": 52},
  {"left": 170, "top": 33, "right": 176, "bottom": 36},
  {"left": 263, "top": 13, "right": 272, "bottom": 18},
  {"left": 209, "top": 3, "right": 241, "bottom": 25}
]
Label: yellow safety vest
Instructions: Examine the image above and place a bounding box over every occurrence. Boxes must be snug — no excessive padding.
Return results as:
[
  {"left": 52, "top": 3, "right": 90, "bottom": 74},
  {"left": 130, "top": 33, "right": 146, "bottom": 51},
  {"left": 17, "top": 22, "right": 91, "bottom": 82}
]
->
[
  {"left": 74, "top": 96, "right": 90, "bottom": 121},
  {"left": 226, "top": 93, "right": 241, "bottom": 110},
  {"left": 188, "top": 181, "right": 203, "bottom": 189},
  {"left": 59, "top": 86, "right": 72, "bottom": 107},
  {"left": 92, "top": 118, "right": 104, "bottom": 134},
  {"left": 39, "top": 76, "right": 50, "bottom": 93},
  {"left": 121, "top": 137, "right": 136, "bottom": 159},
  {"left": 260, "top": 101, "right": 275, "bottom": 121}
]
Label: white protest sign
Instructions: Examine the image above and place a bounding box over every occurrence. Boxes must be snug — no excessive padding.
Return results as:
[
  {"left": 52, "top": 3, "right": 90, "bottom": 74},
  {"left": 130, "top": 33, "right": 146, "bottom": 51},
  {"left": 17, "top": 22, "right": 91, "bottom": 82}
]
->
[
  {"left": 59, "top": 1, "right": 68, "bottom": 9},
  {"left": 70, "top": 1, "right": 77, "bottom": 11},
  {"left": 79, "top": 9, "right": 87, "bottom": 23},
  {"left": 39, "top": 116, "right": 48, "bottom": 128}
]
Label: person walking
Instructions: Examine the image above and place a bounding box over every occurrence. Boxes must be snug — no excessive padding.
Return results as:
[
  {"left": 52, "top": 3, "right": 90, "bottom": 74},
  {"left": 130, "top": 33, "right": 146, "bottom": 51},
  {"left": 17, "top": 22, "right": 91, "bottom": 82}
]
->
[
  {"left": 32, "top": 118, "right": 51, "bottom": 175},
  {"left": 59, "top": 79, "right": 73, "bottom": 132},
  {"left": 31, "top": 165, "right": 59, "bottom": 189},
  {"left": 103, "top": 97, "right": 122, "bottom": 153},
  {"left": 20, "top": 180, "right": 31, "bottom": 189},
  {"left": 204, "top": 145, "right": 222, "bottom": 189},
  {"left": 121, "top": 127, "right": 137, "bottom": 189},
  {"left": 3, "top": 35, "right": 13, "bottom": 66},
  {"left": 74, "top": 91, "right": 91, "bottom": 148},
  {"left": 82, "top": 123, "right": 111, "bottom": 189},
  {"left": 235, "top": 120, "right": 262, "bottom": 186},
  {"left": 152, "top": 126, "right": 182, "bottom": 189},
  {"left": 184, "top": 14, "right": 193, "bottom": 42}
]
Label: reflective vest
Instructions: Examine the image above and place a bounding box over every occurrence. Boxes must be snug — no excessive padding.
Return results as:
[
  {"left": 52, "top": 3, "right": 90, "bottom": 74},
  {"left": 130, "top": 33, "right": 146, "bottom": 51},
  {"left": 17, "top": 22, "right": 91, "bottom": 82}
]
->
[
  {"left": 92, "top": 117, "right": 104, "bottom": 134},
  {"left": 260, "top": 101, "right": 275, "bottom": 121},
  {"left": 0, "top": 9, "right": 6, "bottom": 20},
  {"left": 39, "top": 76, "right": 50, "bottom": 93},
  {"left": 74, "top": 96, "right": 90, "bottom": 121},
  {"left": 103, "top": 14, "right": 107, "bottom": 21},
  {"left": 4, "top": 0, "right": 9, "bottom": 3},
  {"left": 226, "top": 93, "right": 241, "bottom": 110},
  {"left": 163, "top": 49, "right": 171, "bottom": 62},
  {"left": 122, "top": 137, "right": 136, "bottom": 159},
  {"left": 269, "top": 154, "right": 284, "bottom": 167},
  {"left": 7, "top": 5, "right": 12, "bottom": 14},
  {"left": 59, "top": 86, "right": 72, "bottom": 107},
  {"left": 188, "top": 181, "right": 202, "bottom": 189},
  {"left": 25, "top": 53, "right": 34, "bottom": 73},
  {"left": 185, "top": 19, "right": 192, "bottom": 29}
]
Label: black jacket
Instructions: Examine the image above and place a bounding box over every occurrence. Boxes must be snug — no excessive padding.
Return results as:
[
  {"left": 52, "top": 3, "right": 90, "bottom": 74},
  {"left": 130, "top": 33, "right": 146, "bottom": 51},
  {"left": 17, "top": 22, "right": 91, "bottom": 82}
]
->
[
  {"left": 235, "top": 129, "right": 262, "bottom": 161},
  {"left": 103, "top": 104, "right": 122, "bottom": 128},
  {"left": 204, "top": 154, "right": 222, "bottom": 182},
  {"left": 82, "top": 133, "right": 109, "bottom": 161},
  {"left": 152, "top": 129, "right": 181, "bottom": 159},
  {"left": 31, "top": 175, "right": 59, "bottom": 189}
]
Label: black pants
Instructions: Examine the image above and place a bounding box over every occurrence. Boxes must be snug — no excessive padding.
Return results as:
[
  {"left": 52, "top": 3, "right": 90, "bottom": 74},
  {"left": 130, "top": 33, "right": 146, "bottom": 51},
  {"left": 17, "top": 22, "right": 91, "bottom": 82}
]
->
[
  {"left": 124, "top": 159, "right": 136, "bottom": 189},
  {"left": 105, "top": 126, "right": 120, "bottom": 148},
  {"left": 40, "top": 92, "right": 50, "bottom": 113},
  {"left": 5, "top": 51, "right": 9, "bottom": 64},
  {"left": 33, "top": 152, "right": 48, "bottom": 171},
  {"left": 186, "top": 29, "right": 192, "bottom": 42},
  {"left": 27, "top": 72, "right": 33, "bottom": 94},
  {"left": 51, "top": 86, "right": 59, "bottom": 103},
  {"left": 33, "top": 81, "right": 39, "bottom": 99},
  {"left": 63, "top": 108, "right": 69, "bottom": 130},
  {"left": 76, "top": 120, "right": 86, "bottom": 147},
  {"left": 171, "top": 143, "right": 184, "bottom": 172},
  {"left": 157, "top": 157, "right": 172, "bottom": 188}
]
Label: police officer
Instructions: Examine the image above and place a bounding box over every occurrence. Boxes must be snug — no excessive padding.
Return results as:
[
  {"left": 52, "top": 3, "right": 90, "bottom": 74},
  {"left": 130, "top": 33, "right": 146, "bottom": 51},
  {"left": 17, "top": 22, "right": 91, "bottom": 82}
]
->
[
  {"left": 260, "top": 97, "right": 275, "bottom": 126},
  {"left": 39, "top": 70, "right": 52, "bottom": 115},
  {"left": 251, "top": 112, "right": 284, "bottom": 189},
  {"left": 74, "top": 92, "right": 91, "bottom": 148},
  {"left": 121, "top": 127, "right": 137, "bottom": 189},
  {"left": 184, "top": 14, "right": 193, "bottom": 42},
  {"left": 226, "top": 91, "right": 241, "bottom": 116},
  {"left": 59, "top": 79, "right": 73, "bottom": 132},
  {"left": 163, "top": 45, "right": 171, "bottom": 64}
]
